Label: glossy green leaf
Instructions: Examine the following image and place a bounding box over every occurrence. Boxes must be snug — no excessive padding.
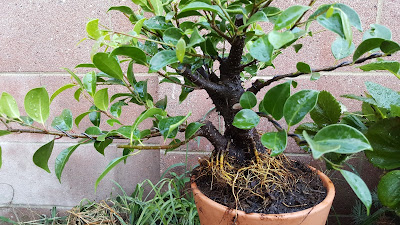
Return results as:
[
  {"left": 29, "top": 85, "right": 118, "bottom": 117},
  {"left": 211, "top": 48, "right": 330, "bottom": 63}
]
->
[
  {"left": 365, "top": 117, "right": 400, "bottom": 170},
  {"left": 176, "top": 38, "right": 186, "bottom": 63},
  {"left": 24, "top": 87, "right": 50, "bottom": 125},
  {"left": 310, "top": 91, "right": 341, "bottom": 126},
  {"left": 149, "top": 50, "right": 178, "bottom": 71},
  {"left": 63, "top": 68, "right": 84, "bottom": 88},
  {"left": 86, "top": 19, "right": 101, "bottom": 40},
  {"left": 110, "top": 101, "right": 127, "bottom": 118},
  {"left": 89, "top": 106, "right": 101, "bottom": 127},
  {"left": 163, "top": 28, "right": 183, "bottom": 45},
  {"left": 378, "top": 170, "right": 400, "bottom": 215},
  {"left": 188, "top": 27, "right": 205, "bottom": 47},
  {"left": 262, "top": 82, "right": 291, "bottom": 120},
  {"left": 180, "top": 2, "right": 223, "bottom": 17},
  {"left": 249, "top": 35, "right": 274, "bottom": 62},
  {"left": 334, "top": 3, "right": 362, "bottom": 31},
  {"left": 150, "top": 0, "right": 163, "bottom": 15},
  {"left": 245, "top": 11, "right": 269, "bottom": 26},
  {"left": 293, "top": 44, "right": 303, "bottom": 53},
  {"left": 179, "top": 86, "right": 194, "bottom": 103},
  {"left": 359, "top": 61, "right": 400, "bottom": 78},
  {"left": 159, "top": 116, "right": 185, "bottom": 139},
  {"left": 95, "top": 155, "right": 130, "bottom": 192},
  {"left": 363, "top": 24, "right": 391, "bottom": 41},
  {"left": 94, "top": 88, "right": 109, "bottom": 111},
  {"left": 55, "top": 144, "right": 80, "bottom": 182},
  {"left": 107, "top": 119, "right": 121, "bottom": 126},
  {"left": 331, "top": 36, "right": 355, "bottom": 60},
  {"left": 296, "top": 62, "right": 311, "bottom": 73},
  {"left": 310, "top": 72, "right": 321, "bottom": 81},
  {"left": 133, "top": 18, "right": 146, "bottom": 44},
  {"left": 391, "top": 105, "right": 400, "bottom": 117},
  {"left": 232, "top": 109, "right": 260, "bottom": 130},
  {"left": 143, "top": 16, "right": 173, "bottom": 30},
  {"left": 268, "top": 31, "right": 295, "bottom": 49},
  {"left": 33, "top": 139, "right": 55, "bottom": 173},
  {"left": 110, "top": 47, "right": 147, "bottom": 65},
  {"left": 133, "top": 108, "right": 165, "bottom": 130},
  {"left": 305, "top": 124, "right": 372, "bottom": 159},
  {"left": 82, "top": 72, "right": 96, "bottom": 96},
  {"left": 185, "top": 122, "right": 204, "bottom": 140},
  {"left": 284, "top": 90, "right": 319, "bottom": 126},
  {"left": 353, "top": 38, "right": 385, "bottom": 61},
  {"left": 340, "top": 170, "right": 372, "bottom": 215},
  {"left": 51, "top": 109, "right": 73, "bottom": 131},
  {"left": 274, "top": 5, "right": 310, "bottom": 30},
  {"left": 74, "top": 88, "right": 82, "bottom": 101},
  {"left": 303, "top": 131, "right": 340, "bottom": 159},
  {"left": 317, "top": 12, "right": 346, "bottom": 39},
  {"left": 75, "top": 63, "right": 96, "bottom": 68},
  {"left": 134, "top": 80, "right": 148, "bottom": 100},
  {"left": 85, "top": 126, "right": 102, "bottom": 135},
  {"left": 108, "top": 6, "right": 133, "bottom": 15},
  {"left": 380, "top": 40, "right": 400, "bottom": 54},
  {"left": 155, "top": 95, "right": 167, "bottom": 110},
  {"left": 75, "top": 111, "right": 91, "bottom": 128},
  {"left": 365, "top": 81, "right": 400, "bottom": 110},
  {"left": 261, "top": 130, "right": 287, "bottom": 156},
  {"left": 93, "top": 53, "right": 124, "bottom": 80},
  {"left": 0, "top": 92, "right": 20, "bottom": 118},
  {"left": 50, "top": 83, "right": 76, "bottom": 103},
  {"left": 240, "top": 91, "right": 257, "bottom": 109},
  {"left": 94, "top": 139, "right": 112, "bottom": 155},
  {"left": 340, "top": 11, "right": 353, "bottom": 44},
  {"left": 341, "top": 94, "right": 377, "bottom": 105}
]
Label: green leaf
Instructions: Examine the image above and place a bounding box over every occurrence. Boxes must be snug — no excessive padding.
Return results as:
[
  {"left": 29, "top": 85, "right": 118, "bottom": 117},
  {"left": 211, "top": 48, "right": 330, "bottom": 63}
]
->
[
  {"left": 188, "top": 27, "right": 205, "bottom": 47},
  {"left": 143, "top": 16, "right": 173, "bottom": 30},
  {"left": 85, "top": 126, "right": 102, "bottom": 135},
  {"left": 310, "top": 91, "right": 341, "bottom": 126},
  {"left": 0, "top": 216, "right": 18, "bottom": 224},
  {"left": 133, "top": 18, "right": 146, "bottom": 44},
  {"left": 359, "top": 61, "right": 400, "bottom": 78},
  {"left": 163, "top": 27, "right": 183, "bottom": 45},
  {"left": 240, "top": 91, "right": 257, "bottom": 109},
  {"left": 95, "top": 155, "right": 130, "bottom": 192},
  {"left": 293, "top": 44, "right": 303, "bottom": 53},
  {"left": 94, "top": 139, "right": 112, "bottom": 155},
  {"left": 94, "top": 88, "right": 109, "bottom": 111},
  {"left": 50, "top": 83, "right": 76, "bottom": 103},
  {"left": 262, "top": 82, "right": 291, "bottom": 120},
  {"left": 176, "top": 38, "right": 186, "bottom": 63},
  {"left": 305, "top": 124, "right": 372, "bottom": 159},
  {"left": 110, "top": 101, "right": 127, "bottom": 118},
  {"left": 340, "top": 170, "right": 372, "bottom": 215},
  {"left": 341, "top": 94, "right": 377, "bottom": 105},
  {"left": 33, "top": 139, "right": 55, "bottom": 173},
  {"left": 75, "top": 111, "right": 91, "bottom": 128},
  {"left": 74, "top": 88, "right": 82, "bottom": 101},
  {"left": 149, "top": 50, "right": 178, "bottom": 71},
  {"left": 107, "top": 119, "right": 121, "bottom": 126},
  {"left": 82, "top": 72, "right": 96, "bottom": 96},
  {"left": 180, "top": 2, "right": 224, "bottom": 17},
  {"left": 296, "top": 62, "right": 311, "bottom": 73},
  {"left": 185, "top": 122, "right": 204, "bottom": 140},
  {"left": 232, "top": 109, "right": 260, "bottom": 130},
  {"left": 331, "top": 36, "right": 355, "bottom": 60},
  {"left": 363, "top": 24, "right": 391, "bottom": 41},
  {"left": 365, "top": 117, "right": 400, "bottom": 170},
  {"left": 75, "top": 63, "right": 96, "bottom": 68},
  {"left": 353, "top": 38, "right": 385, "bottom": 61},
  {"left": 134, "top": 80, "right": 148, "bottom": 100},
  {"left": 380, "top": 40, "right": 400, "bottom": 54},
  {"left": 365, "top": 81, "right": 400, "bottom": 110},
  {"left": 310, "top": 72, "right": 321, "bottom": 81},
  {"left": 133, "top": 108, "right": 165, "bottom": 130},
  {"left": 261, "top": 130, "right": 287, "bottom": 156},
  {"left": 317, "top": 12, "right": 346, "bottom": 39},
  {"left": 150, "top": 0, "right": 163, "bottom": 15},
  {"left": 0, "top": 92, "right": 20, "bottom": 118},
  {"left": 334, "top": 3, "right": 362, "bottom": 31},
  {"left": 51, "top": 109, "right": 73, "bottom": 131},
  {"left": 0, "top": 130, "right": 11, "bottom": 137},
  {"left": 110, "top": 47, "right": 147, "bottom": 65},
  {"left": 377, "top": 170, "right": 400, "bottom": 215},
  {"left": 244, "top": 11, "right": 269, "bottom": 26},
  {"left": 63, "top": 68, "right": 83, "bottom": 88},
  {"left": 108, "top": 6, "right": 134, "bottom": 15},
  {"left": 93, "top": 53, "right": 124, "bottom": 80},
  {"left": 249, "top": 35, "right": 274, "bottom": 62},
  {"left": 24, "top": 87, "right": 50, "bottom": 125},
  {"left": 86, "top": 19, "right": 101, "bottom": 40},
  {"left": 284, "top": 90, "right": 319, "bottom": 126},
  {"left": 89, "top": 106, "right": 101, "bottom": 127},
  {"left": 179, "top": 86, "right": 194, "bottom": 103},
  {"left": 155, "top": 95, "right": 168, "bottom": 110},
  {"left": 159, "top": 114, "right": 190, "bottom": 140},
  {"left": 340, "top": 11, "right": 353, "bottom": 44},
  {"left": 303, "top": 131, "right": 340, "bottom": 159},
  {"left": 268, "top": 31, "right": 295, "bottom": 49},
  {"left": 274, "top": 5, "right": 310, "bottom": 30},
  {"left": 55, "top": 144, "right": 80, "bottom": 182}
]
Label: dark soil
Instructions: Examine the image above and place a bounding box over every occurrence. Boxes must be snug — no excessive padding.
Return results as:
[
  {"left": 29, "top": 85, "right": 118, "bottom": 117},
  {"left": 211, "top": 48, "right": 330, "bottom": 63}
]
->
[{"left": 193, "top": 157, "right": 327, "bottom": 214}]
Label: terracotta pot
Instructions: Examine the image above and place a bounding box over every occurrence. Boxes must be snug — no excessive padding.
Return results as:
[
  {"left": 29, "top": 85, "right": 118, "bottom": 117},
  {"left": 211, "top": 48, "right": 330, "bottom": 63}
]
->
[{"left": 191, "top": 168, "right": 335, "bottom": 225}]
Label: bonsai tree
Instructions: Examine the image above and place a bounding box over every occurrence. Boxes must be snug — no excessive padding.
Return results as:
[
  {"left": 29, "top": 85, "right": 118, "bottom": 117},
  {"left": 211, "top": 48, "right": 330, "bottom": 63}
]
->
[{"left": 0, "top": 0, "right": 399, "bottom": 216}]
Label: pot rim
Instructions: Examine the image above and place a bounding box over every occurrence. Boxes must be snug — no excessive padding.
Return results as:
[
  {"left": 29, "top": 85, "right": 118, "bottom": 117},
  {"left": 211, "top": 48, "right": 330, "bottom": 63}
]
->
[{"left": 191, "top": 167, "right": 335, "bottom": 219}]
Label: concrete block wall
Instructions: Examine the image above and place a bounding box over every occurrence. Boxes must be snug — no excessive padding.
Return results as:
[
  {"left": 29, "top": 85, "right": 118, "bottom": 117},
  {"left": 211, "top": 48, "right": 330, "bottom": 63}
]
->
[{"left": 0, "top": 0, "right": 399, "bottom": 223}]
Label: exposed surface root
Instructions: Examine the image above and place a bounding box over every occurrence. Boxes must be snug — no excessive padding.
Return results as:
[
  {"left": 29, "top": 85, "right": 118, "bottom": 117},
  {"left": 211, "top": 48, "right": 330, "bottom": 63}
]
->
[{"left": 194, "top": 152, "right": 327, "bottom": 214}]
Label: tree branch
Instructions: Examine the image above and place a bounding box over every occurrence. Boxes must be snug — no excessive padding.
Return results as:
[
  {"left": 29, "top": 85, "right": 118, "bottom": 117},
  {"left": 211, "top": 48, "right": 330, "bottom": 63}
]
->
[
  {"left": 247, "top": 53, "right": 385, "bottom": 94},
  {"left": 197, "top": 120, "right": 228, "bottom": 153},
  {"left": 178, "top": 66, "right": 225, "bottom": 92},
  {"left": 157, "top": 71, "right": 200, "bottom": 89}
]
